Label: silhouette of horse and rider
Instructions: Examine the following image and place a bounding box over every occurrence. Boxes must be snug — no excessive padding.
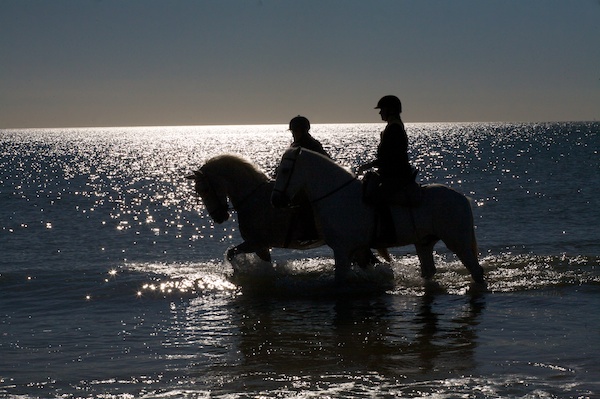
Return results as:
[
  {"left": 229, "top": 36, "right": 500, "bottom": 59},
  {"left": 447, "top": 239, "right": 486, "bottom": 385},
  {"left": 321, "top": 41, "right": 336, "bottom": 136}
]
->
[{"left": 187, "top": 96, "right": 485, "bottom": 286}]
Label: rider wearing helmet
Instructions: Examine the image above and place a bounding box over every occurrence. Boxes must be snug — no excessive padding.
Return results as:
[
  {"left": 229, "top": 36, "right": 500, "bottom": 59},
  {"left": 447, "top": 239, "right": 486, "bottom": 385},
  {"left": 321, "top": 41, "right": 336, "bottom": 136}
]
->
[
  {"left": 357, "top": 95, "right": 418, "bottom": 206},
  {"left": 288, "top": 116, "right": 330, "bottom": 158},
  {"left": 283, "top": 115, "right": 386, "bottom": 262},
  {"left": 358, "top": 96, "right": 413, "bottom": 182},
  {"left": 280, "top": 116, "right": 330, "bottom": 245}
]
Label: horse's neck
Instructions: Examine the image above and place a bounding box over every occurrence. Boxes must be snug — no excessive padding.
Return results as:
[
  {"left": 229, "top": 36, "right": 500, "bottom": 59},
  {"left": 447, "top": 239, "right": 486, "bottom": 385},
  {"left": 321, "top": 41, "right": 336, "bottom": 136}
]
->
[
  {"left": 300, "top": 154, "right": 355, "bottom": 199},
  {"left": 303, "top": 154, "right": 351, "bottom": 182},
  {"left": 223, "top": 172, "right": 267, "bottom": 206}
]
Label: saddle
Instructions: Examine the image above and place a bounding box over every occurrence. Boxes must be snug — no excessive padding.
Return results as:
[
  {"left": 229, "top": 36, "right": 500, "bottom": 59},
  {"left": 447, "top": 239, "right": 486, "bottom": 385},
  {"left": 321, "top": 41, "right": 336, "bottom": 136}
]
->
[
  {"left": 285, "top": 194, "right": 321, "bottom": 246},
  {"left": 362, "top": 170, "right": 422, "bottom": 208},
  {"left": 362, "top": 171, "right": 422, "bottom": 246}
]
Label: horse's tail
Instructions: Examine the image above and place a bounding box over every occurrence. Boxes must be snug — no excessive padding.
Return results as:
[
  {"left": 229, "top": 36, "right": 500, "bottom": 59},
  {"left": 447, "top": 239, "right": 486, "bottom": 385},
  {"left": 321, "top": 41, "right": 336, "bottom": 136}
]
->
[
  {"left": 468, "top": 201, "right": 479, "bottom": 260},
  {"left": 464, "top": 193, "right": 479, "bottom": 259},
  {"left": 471, "top": 228, "right": 479, "bottom": 259}
]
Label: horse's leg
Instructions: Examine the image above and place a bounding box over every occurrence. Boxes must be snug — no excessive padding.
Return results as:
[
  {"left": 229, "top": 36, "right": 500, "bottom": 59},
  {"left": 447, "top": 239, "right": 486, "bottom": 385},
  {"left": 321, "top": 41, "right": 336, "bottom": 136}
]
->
[
  {"left": 226, "top": 245, "right": 241, "bottom": 261},
  {"left": 455, "top": 246, "right": 485, "bottom": 284},
  {"left": 377, "top": 248, "right": 392, "bottom": 263},
  {"left": 353, "top": 248, "right": 380, "bottom": 269},
  {"left": 415, "top": 240, "right": 437, "bottom": 280},
  {"left": 442, "top": 234, "right": 485, "bottom": 284},
  {"left": 255, "top": 247, "right": 272, "bottom": 262},
  {"left": 227, "top": 242, "right": 272, "bottom": 262},
  {"left": 334, "top": 250, "right": 352, "bottom": 285}
]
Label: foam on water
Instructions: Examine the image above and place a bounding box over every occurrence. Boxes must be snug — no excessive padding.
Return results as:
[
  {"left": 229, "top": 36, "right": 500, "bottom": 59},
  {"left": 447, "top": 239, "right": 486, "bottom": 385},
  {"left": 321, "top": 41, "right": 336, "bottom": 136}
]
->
[
  {"left": 120, "top": 250, "right": 599, "bottom": 300},
  {"left": 230, "top": 254, "right": 396, "bottom": 297}
]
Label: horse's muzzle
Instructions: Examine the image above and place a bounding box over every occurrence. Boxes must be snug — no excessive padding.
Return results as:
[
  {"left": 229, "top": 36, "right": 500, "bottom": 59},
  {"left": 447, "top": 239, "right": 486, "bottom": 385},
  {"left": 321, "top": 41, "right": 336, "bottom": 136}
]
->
[
  {"left": 271, "top": 191, "right": 290, "bottom": 208},
  {"left": 209, "top": 208, "right": 230, "bottom": 224}
]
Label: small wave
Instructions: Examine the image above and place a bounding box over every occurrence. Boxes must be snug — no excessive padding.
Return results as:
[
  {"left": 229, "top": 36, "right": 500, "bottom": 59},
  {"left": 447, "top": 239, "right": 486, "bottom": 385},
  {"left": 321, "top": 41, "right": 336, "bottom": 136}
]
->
[
  {"left": 480, "top": 253, "right": 599, "bottom": 292},
  {"left": 118, "top": 252, "right": 599, "bottom": 300},
  {"left": 124, "top": 260, "right": 238, "bottom": 299},
  {"left": 135, "top": 371, "right": 596, "bottom": 399},
  {"left": 386, "top": 251, "right": 599, "bottom": 295}
]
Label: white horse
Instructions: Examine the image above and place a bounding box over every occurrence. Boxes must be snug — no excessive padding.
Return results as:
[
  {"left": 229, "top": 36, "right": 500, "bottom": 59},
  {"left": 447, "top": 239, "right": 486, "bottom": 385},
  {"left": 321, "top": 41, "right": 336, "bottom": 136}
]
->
[
  {"left": 186, "top": 154, "right": 386, "bottom": 266},
  {"left": 271, "top": 147, "right": 485, "bottom": 285}
]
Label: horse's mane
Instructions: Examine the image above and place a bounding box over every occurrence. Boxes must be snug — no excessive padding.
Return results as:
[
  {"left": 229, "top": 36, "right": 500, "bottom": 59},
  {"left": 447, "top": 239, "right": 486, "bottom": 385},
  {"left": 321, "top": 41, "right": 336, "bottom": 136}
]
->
[
  {"left": 298, "top": 148, "right": 356, "bottom": 178},
  {"left": 201, "top": 154, "right": 270, "bottom": 183}
]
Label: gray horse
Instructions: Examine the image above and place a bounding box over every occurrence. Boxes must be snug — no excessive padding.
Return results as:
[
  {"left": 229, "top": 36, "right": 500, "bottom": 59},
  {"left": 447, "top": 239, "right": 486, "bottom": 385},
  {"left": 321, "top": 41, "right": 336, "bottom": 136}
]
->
[
  {"left": 271, "top": 147, "right": 485, "bottom": 286},
  {"left": 186, "top": 154, "right": 386, "bottom": 266}
]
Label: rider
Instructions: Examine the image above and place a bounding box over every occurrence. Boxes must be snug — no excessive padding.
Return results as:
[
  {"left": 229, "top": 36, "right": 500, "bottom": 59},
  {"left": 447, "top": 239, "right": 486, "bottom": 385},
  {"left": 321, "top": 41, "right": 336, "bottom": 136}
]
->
[
  {"left": 357, "top": 95, "right": 417, "bottom": 205},
  {"left": 283, "top": 115, "right": 386, "bottom": 264},
  {"left": 288, "top": 116, "right": 330, "bottom": 158},
  {"left": 283, "top": 116, "right": 330, "bottom": 244}
]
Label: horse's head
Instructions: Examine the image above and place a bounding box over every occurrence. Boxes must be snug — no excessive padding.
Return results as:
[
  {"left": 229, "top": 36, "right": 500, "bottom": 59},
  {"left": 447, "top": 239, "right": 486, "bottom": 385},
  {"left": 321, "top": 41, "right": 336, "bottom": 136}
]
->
[
  {"left": 185, "top": 170, "right": 230, "bottom": 223},
  {"left": 271, "top": 147, "right": 303, "bottom": 208}
]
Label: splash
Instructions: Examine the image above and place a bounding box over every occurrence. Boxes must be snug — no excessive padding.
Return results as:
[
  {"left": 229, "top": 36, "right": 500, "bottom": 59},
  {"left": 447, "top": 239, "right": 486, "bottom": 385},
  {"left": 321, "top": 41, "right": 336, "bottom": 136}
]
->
[
  {"left": 127, "top": 260, "right": 238, "bottom": 298},
  {"left": 227, "top": 254, "right": 395, "bottom": 297}
]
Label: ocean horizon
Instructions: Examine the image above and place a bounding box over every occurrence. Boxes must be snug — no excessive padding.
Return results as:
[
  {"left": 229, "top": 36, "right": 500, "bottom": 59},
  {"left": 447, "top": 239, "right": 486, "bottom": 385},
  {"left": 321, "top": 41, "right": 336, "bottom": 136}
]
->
[{"left": 2, "top": 118, "right": 598, "bottom": 131}]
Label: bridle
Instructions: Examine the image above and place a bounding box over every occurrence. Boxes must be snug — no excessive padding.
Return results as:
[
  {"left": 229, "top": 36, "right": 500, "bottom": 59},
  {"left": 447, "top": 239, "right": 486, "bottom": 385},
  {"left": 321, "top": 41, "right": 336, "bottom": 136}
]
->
[
  {"left": 273, "top": 148, "right": 357, "bottom": 205},
  {"left": 197, "top": 172, "right": 229, "bottom": 218},
  {"left": 310, "top": 176, "right": 357, "bottom": 204},
  {"left": 198, "top": 171, "right": 267, "bottom": 216}
]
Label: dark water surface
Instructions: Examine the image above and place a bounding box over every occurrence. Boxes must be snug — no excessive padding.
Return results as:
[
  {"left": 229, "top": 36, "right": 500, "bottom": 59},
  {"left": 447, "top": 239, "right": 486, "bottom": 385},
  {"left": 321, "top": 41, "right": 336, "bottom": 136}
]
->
[{"left": 1, "top": 122, "right": 598, "bottom": 398}]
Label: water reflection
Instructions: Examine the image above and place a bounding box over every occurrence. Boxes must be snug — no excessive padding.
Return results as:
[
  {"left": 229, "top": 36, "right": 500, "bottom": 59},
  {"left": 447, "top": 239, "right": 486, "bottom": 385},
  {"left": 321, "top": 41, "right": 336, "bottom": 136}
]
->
[
  {"left": 159, "top": 285, "right": 486, "bottom": 393},
  {"left": 223, "top": 288, "right": 486, "bottom": 383}
]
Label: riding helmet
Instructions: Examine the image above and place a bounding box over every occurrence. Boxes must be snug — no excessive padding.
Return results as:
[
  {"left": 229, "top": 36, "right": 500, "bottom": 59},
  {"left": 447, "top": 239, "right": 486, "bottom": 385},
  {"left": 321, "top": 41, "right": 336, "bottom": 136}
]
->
[
  {"left": 375, "top": 95, "right": 402, "bottom": 114},
  {"left": 289, "top": 116, "right": 310, "bottom": 131}
]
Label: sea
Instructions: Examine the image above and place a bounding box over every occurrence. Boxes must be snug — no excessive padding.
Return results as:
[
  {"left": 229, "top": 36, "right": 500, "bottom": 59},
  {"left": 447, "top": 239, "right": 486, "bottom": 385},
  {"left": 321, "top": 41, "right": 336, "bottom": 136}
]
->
[{"left": 0, "top": 122, "right": 598, "bottom": 399}]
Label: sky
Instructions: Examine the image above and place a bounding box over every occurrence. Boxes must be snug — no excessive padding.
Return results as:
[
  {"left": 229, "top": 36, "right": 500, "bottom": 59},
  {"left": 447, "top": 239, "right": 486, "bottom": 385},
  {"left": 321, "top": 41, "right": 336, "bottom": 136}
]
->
[{"left": 1, "top": 0, "right": 599, "bottom": 128}]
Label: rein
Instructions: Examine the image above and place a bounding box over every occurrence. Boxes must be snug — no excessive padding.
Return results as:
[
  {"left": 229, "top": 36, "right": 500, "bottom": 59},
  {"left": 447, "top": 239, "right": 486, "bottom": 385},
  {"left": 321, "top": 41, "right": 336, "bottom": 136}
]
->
[
  {"left": 310, "top": 177, "right": 357, "bottom": 204},
  {"left": 276, "top": 148, "right": 357, "bottom": 205}
]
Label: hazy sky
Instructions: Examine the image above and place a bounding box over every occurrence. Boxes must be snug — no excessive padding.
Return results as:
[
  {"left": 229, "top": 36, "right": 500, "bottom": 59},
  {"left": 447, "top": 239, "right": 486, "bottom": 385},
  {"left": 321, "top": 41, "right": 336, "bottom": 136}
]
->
[{"left": 1, "top": 0, "right": 599, "bottom": 128}]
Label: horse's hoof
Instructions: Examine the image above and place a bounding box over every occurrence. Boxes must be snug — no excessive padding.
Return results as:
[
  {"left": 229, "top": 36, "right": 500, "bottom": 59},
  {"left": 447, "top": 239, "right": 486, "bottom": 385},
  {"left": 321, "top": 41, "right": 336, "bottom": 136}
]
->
[
  {"left": 470, "top": 279, "right": 488, "bottom": 292},
  {"left": 421, "top": 273, "right": 436, "bottom": 280},
  {"left": 423, "top": 279, "right": 444, "bottom": 293},
  {"left": 226, "top": 249, "right": 236, "bottom": 261},
  {"left": 472, "top": 272, "right": 486, "bottom": 285}
]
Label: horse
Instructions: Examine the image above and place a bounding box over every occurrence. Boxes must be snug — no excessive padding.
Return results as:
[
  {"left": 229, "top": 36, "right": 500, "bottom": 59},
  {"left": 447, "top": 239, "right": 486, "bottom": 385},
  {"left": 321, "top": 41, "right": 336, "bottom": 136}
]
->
[
  {"left": 271, "top": 147, "right": 485, "bottom": 286},
  {"left": 186, "top": 154, "right": 386, "bottom": 266}
]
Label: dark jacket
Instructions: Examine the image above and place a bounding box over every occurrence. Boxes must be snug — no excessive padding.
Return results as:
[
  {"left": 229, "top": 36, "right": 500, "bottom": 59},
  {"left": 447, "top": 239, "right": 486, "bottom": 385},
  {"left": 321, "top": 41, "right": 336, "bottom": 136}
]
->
[
  {"left": 374, "top": 121, "right": 413, "bottom": 183},
  {"left": 292, "top": 134, "right": 330, "bottom": 158}
]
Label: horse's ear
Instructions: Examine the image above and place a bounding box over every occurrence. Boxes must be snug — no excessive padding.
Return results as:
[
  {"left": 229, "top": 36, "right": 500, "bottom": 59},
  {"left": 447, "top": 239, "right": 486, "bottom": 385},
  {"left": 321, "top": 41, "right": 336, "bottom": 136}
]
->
[
  {"left": 292, "top": 146, "right": 302, "bottom": 155},
  {"left": 185, "top": 170, "right": 203, "bottom": 180},
  {"left": 284, "top": 145, "right": 302, "bottom": 160}
]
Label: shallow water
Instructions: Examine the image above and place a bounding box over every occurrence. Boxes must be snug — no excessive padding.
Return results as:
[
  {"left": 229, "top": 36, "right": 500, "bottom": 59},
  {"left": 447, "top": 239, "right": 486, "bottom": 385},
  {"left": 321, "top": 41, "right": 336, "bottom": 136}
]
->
[{"left": 1, "top": 122, "right": 599, "bottom": 398}]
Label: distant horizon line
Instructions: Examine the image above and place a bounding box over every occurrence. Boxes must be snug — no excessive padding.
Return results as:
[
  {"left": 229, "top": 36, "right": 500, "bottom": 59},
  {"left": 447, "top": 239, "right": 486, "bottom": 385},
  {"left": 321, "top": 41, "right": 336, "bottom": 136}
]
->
[{"left": 1, "top": 119, "right": 597, "bottom": 130}]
